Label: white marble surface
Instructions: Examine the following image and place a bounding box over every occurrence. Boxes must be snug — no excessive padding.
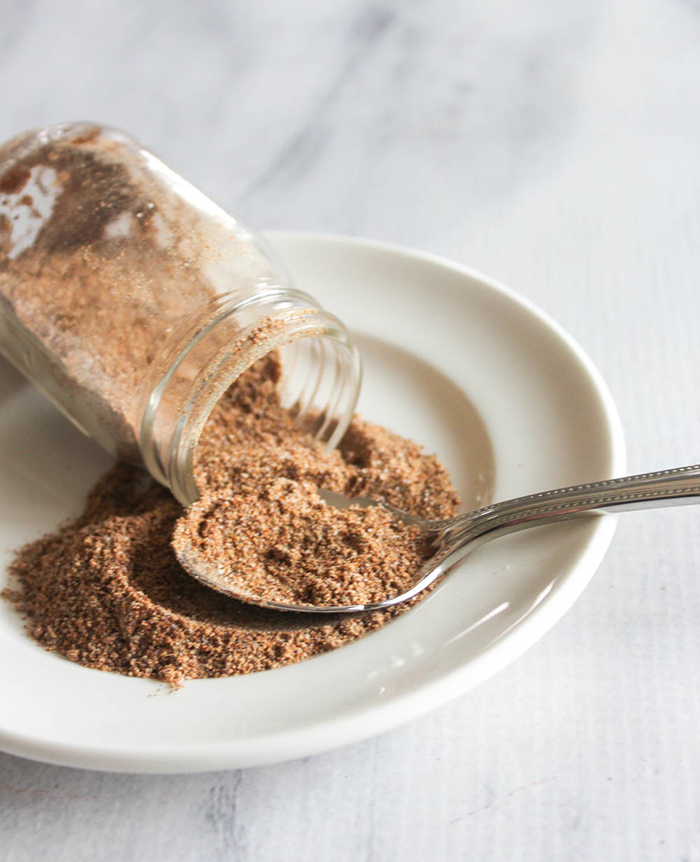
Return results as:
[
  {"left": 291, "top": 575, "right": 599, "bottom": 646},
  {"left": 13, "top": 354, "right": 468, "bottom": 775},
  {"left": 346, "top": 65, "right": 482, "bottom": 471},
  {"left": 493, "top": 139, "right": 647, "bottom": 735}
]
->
[{"left": 1, "top": 0, "right": 700, "bottom": 859}]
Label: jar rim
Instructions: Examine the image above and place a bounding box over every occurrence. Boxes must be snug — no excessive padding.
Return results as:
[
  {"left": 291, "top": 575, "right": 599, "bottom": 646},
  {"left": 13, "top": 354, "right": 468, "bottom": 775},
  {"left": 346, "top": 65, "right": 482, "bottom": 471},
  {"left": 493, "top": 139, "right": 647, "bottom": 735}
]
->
[{"left": 139, "top": 289, "right": 361, "bottom": 506}]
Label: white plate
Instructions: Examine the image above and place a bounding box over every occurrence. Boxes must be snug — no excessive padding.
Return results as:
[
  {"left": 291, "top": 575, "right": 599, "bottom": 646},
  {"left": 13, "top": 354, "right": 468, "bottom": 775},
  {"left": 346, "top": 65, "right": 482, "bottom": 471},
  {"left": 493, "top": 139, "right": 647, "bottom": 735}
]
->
[{"left": 0, "top": 232, "right": 625, "bottom": 773}]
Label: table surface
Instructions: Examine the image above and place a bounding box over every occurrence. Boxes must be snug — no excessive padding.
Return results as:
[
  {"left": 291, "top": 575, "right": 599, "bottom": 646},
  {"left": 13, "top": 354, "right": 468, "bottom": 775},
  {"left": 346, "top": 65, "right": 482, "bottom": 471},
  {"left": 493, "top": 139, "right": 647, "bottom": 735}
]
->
[{"left": 1, "top": 0, "right": 700, "bottom": 859}]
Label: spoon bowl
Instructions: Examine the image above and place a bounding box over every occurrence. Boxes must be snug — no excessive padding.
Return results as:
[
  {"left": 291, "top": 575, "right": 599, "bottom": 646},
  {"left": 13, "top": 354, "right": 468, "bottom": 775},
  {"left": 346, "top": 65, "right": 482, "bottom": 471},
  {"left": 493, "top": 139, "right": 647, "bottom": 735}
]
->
[{"left": 175, "top": 465, "right": 700, "bottom": 614}]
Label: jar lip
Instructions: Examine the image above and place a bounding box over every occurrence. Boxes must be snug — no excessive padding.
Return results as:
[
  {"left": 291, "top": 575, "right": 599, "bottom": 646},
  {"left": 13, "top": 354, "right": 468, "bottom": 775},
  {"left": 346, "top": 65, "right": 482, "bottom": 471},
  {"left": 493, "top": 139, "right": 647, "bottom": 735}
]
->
[{"left": 139, "top": 292, "right": 361, "bottom": 507}]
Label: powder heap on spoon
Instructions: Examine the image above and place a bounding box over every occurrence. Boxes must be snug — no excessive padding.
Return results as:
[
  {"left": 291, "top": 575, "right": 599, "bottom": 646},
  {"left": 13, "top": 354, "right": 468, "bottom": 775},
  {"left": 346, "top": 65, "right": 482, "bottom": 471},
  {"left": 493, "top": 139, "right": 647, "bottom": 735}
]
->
[{"left": 173, "top": 352, "right": 455, "bottom": 608}]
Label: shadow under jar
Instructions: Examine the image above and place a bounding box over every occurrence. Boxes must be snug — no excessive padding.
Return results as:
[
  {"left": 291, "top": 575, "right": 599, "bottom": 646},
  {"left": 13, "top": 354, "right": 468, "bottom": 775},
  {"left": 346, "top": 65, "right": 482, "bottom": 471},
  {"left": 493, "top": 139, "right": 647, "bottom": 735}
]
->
[{"left": 0, "top": 123, "right": 361, "bottom": 505}]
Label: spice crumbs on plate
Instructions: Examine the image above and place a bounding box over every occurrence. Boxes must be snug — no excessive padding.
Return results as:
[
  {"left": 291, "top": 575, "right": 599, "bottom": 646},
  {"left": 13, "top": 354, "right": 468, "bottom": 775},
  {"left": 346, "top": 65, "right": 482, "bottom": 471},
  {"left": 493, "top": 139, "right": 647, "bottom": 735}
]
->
[{"left": 3, "top": 351, "right": 460, "bottom": 687}]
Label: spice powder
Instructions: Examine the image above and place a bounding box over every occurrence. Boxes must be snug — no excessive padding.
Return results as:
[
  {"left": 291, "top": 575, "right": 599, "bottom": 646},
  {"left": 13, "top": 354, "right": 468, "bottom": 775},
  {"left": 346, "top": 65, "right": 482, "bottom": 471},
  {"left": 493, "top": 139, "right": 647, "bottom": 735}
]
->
[{"left": 4, "top": 352, "right": 460, "bottom": 687}]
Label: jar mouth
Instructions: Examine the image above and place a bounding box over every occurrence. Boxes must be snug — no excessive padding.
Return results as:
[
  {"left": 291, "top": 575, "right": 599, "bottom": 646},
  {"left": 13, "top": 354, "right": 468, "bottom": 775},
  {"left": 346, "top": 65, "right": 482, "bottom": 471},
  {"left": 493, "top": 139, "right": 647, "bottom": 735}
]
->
[{"left": 140, "top": 288, "right": 361, "bottom": 506}]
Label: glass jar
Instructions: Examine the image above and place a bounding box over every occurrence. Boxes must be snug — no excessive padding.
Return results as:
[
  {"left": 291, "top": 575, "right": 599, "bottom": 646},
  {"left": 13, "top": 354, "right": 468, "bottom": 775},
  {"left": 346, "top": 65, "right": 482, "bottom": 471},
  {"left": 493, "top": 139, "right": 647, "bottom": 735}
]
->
[{"left": 0, "top": 122, "right": 361, "bottom": 505}]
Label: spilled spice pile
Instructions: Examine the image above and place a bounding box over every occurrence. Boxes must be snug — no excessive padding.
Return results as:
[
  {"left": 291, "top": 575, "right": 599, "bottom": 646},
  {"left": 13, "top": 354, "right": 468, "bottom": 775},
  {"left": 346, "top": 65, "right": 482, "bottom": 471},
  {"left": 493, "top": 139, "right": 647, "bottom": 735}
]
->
[{"left": 4, "top": 354, "right": 459, "bottom": 686}]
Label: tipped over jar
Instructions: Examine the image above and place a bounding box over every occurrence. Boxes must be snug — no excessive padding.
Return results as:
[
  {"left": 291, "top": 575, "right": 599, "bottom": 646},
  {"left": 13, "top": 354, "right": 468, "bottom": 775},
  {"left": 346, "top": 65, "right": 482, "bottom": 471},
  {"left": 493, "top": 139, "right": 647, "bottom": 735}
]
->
[{"left": 0, "top": 123, "right": 361, "bottom": 505}]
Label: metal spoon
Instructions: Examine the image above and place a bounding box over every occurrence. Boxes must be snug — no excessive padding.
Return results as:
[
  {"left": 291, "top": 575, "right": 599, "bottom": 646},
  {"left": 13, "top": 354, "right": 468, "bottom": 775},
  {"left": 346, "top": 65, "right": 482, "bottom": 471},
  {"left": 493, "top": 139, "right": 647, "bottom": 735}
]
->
[{"left": 176, "top": 465, "right": 700, "bottom": 614}]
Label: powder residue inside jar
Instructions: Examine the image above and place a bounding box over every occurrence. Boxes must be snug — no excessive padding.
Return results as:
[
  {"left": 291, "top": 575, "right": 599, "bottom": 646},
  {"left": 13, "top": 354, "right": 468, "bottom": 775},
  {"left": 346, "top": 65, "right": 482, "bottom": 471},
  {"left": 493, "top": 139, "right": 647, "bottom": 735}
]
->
[
  {"left": 0, "top": 125, "right": 281, "bottom": 458},
  {"left": 3, "top": 353, "right": 460, "bottom": 687}
]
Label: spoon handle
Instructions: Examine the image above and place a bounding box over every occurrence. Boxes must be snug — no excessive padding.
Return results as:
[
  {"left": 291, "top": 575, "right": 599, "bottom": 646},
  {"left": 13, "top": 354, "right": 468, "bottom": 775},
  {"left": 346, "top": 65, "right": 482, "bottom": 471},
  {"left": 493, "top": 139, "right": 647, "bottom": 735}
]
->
[{"left": 443, "top": 464, "right": 700, "bottom": 548}]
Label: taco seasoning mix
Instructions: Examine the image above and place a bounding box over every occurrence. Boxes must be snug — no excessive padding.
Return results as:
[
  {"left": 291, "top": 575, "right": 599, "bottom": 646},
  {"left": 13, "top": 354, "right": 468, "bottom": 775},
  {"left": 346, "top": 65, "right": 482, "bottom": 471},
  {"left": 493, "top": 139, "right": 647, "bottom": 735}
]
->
[{"left": 0, "top": 124, "right": 460, "bottom": 686}]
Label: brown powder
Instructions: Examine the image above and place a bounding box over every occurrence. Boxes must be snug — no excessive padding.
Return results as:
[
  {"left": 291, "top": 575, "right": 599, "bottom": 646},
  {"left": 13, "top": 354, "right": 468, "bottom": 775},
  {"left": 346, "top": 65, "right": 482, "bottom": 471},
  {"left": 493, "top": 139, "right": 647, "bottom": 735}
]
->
[
  {"left": 174, "top": 486, "right": 428, "bottom": 607},
  {"left": 172, "top": 353, "right": 444, "bottom": 608},
  {"left": 0, "top": 125, "right": 460, "bottom": 684},
  {"left": 3, "top": 353, "right": 459, "bottom": 686}
]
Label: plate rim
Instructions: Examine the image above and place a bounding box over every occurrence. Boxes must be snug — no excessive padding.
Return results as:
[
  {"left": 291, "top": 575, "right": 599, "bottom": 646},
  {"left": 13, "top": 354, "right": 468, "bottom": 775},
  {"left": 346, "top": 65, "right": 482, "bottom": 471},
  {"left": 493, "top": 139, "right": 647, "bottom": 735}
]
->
[{"left": 0, "top": 231, "right": 626, "bottom": 773}]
